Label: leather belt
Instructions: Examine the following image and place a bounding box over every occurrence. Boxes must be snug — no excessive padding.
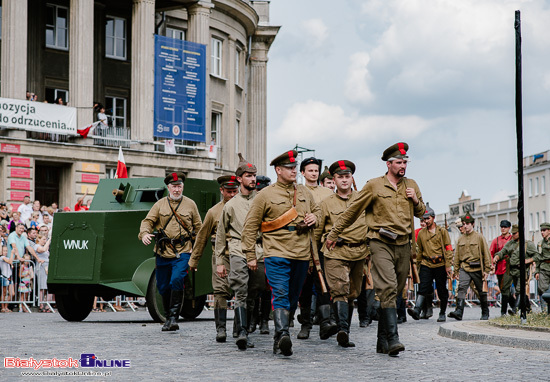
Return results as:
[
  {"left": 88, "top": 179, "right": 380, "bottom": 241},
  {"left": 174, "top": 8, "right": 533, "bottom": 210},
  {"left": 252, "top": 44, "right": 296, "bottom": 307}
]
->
[
  {"left": 543, "top": 259, "right": 550, "bottom": 264},
  {"left": 336, "top": 241, "right": 364, "bottom": 248}
]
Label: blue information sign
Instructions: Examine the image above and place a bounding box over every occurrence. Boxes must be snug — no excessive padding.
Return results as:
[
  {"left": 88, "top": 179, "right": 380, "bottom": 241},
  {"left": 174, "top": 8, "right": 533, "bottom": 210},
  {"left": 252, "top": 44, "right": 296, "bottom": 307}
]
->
[{"left": 154, "top": 35, "right": 206, "bottom": 142}]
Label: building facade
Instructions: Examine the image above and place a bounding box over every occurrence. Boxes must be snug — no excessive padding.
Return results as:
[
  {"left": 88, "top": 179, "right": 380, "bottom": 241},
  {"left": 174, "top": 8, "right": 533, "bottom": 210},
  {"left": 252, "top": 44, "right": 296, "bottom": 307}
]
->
[
  {"left": 435, "top": 150, "right": 550, "bottom": 246},
  {"left": 0, "top": 0, "right": 278, "bottom": 208}
]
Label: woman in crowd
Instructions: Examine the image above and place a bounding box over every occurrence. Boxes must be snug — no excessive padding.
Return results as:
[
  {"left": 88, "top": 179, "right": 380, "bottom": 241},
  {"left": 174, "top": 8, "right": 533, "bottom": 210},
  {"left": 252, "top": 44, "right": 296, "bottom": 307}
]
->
[
  {"left": 18, "top": 253, "right": 33, "bottom": 313},
  {"left": 35, "top": 234, "right": 52, "bottom": 313}
]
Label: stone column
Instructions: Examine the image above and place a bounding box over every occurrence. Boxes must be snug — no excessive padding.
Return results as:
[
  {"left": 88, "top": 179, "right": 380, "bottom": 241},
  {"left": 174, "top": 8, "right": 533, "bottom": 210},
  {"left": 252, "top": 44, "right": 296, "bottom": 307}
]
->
[
  {"left": 130, "top": 0, "right": 155, "bottom": 149},
  {"left": 70, "top": 0, "right": 94, "bottom": 131},
  {"left": 1, "top": 0, "right": 28, "bottom": 100}
]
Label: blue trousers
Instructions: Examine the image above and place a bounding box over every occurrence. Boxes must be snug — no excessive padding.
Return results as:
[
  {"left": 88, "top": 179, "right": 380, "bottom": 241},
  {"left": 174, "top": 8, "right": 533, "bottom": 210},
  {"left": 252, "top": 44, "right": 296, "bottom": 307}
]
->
[
  {"left": 264, "top": 256, "right": 309, "bottom": 311},
  {"left": 156, "top": 253, "right": 190, "bottom": 296}
]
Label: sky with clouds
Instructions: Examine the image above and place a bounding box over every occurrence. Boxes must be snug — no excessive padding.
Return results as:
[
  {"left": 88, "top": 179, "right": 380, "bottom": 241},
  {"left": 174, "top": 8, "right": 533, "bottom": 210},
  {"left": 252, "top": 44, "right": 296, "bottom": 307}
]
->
[{"left": 264, "top": 0, "right": 550, "bottom": 214}]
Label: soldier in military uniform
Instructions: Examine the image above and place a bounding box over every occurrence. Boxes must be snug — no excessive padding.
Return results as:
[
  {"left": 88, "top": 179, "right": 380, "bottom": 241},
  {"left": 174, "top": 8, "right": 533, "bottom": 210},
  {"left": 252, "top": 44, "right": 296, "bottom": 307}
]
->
[
  {"left": 188, "top": 175, "right": 239, "bottom": 342},
  {"left": 448, "top": 214, "right": 492, "bottom": 321},
  {"left": 326, "top": 143, "right": 425, "bottom": 357},
  {"left": 408, "top": 204, "right": 453, "bottom": 322},
  {"left": 139, "top": 172, "right": 202, "bottom": 332},
  {"left": 315, "top": 160, "right": 368, "bottom": 347},
  {"left": 319, "top": 165, "right": 335, "bottom": 191},
  {"left": 493, "top": 224, "right": 536, "bottom": 314},
  {"left": 297, "top": 157, "right": 337, "bottom": 340},
  {"left": 242, "top": 150, "right": 320, "bottom": 357},
  {"left": 535, "top": 222, "right": 550, "bottom": 309}
]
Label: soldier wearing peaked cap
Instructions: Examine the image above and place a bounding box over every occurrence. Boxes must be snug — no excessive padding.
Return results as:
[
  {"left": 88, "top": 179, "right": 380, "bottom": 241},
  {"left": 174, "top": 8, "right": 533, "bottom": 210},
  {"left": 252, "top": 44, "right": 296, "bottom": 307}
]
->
[
  {"left": 407, "top": 203, "right": 453, "bottom": 322},
  {"left": 241, "top": 149, "right": 321, "bottom": 356},
  {"left": 319, "top": 165, "right": 335, "bottom": 191},
  {"left": 215, "top": 154, "right": 266, "bottom": 350},
  {"left": 448, "top": 214, "right": 492, "bottom": 321},
  {"left": 325, "top": 142, "right": 425, "bottom": 356},
  {"left": 315, "top": 160, "right": 367, "bottom": 348},
  {"left": 489, "top": 220, "right": 515, "bottom": 316},
  {"left": 535, "top": 222, "right": 550, "bottom": 309},
  {"left": 188, "top": 175, "right": 238, "bottom": 342},
  {"left": 139, "top": 172, "right": 202, "bottom": 332}
]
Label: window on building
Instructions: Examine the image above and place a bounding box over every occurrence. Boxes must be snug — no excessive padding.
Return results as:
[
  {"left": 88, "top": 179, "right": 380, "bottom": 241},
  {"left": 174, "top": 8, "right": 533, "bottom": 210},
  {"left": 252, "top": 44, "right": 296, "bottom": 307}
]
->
[
  {"left": 543, "top": 211, "right": 547, "bottom": 223},
  {"left": 211, "top": 112, "right": 221, "bottom": 145},
  {"left": 106, "top": 17, "right": 127, "bottom": 60},
  {"left": 530, "top": 213, "right": 533, "bottom": 231},
  {"left": 105, "top": 97, "right": 127, "bottom": 127},
  {"left": 166, "top": 27, "right": 185, "bottom": 41},
  {"left": 106, "top": 168, "right": 117, "bottom": 179},
  {"left": 536, "top": 177, "right": 540, "bottom": 196},
  {"left": 543, "top": 176, "right": 546, "bottom": 195},
  {"left": 211, "top": 38, "right": 223, "bottom": 77},
  {"left": 46, "top": 4, "right": 69, "bottom": 50},
  {"left": 235, "top": 48, "right": 241, "bottom": 85},
  {"left": 537, "top": 212, "right": 540, "bottom": 229},
  {"left": 235, "top": 119, "right": 240, "bottom": 154},
  {"left": 529, "top": 178, "right": 533, "bottom": 197},
  {"left": 45, "top": 88, "right": 68, "bottom": 104}
]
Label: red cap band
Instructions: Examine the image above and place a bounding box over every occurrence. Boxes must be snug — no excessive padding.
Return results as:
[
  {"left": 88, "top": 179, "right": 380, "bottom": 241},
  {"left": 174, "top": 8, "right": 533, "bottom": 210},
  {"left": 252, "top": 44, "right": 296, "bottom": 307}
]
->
[
  {"left": 288, "top": 151, "right": 295, "bottom": 163},
  {"left": 230, "top": 176, "right": 236, "bottom": 181},
  {"left": 338, "top": 160, "right": 346, "bottom": 171},
  {"left": 398, "top": 142, "right": 406, "bottom": 155},
  {"left": 172, "top": 172, "right": 178, "bottom": 181}
]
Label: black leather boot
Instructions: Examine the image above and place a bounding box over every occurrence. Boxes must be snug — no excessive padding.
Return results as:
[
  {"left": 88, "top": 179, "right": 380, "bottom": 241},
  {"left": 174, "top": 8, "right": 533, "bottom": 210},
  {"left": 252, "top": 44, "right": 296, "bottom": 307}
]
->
[
  {"left": 235, "top": 307, "right": 253, "bottom": 350},
  {"left": 318, "top": 304, "right": 338, "bottom": 339},
  {"left": 273, "top": 308, "right": 292, "bottom": 356},
  {"left": 508, "top": 294, "right": 517, "bottom": 315},
  {"left": 376, "top": 307, "right": 388, "bottom": 354},
  {"left": 423, "top": 294, "right": 433, "bottom": 319},
  {"left": 162, "top": 292, "right": 170, "bottom": 319},
  {"left": 437, "top": 297, "right": 447, "bottom": 322},
  {"left": 214, "top": 308, "right": 227, "bottom": 342},
  {"left": 500, "top": 295, "right": 509, "bottom": 316},
  {"left": 289, "top": 310, "right": 295, "bottom": 328},
  {"left": 407, "top": 294, "right": 425, "bottom": 320},
  {"left": 335, "top": 301, "right": 354, "bottom": 348},
  {"left": 259, "top": 296, "right": 271, "bottom": 334},
  {"left": 448, "top": 298, "right": 465, "bottom": 320},
  {"left": 162, "top": 290, "right": 183, "bottom": 332},
  {"left": 480, "top": 294, "right": 489, "bottom": 320},
  {"left": 233, "top": 310, "right": 239, "bottom": 338},
  {"left": 383, "top": 308, "right": 405, "bottom": 356},
  {"left": 297, "top": 306, "right": 312, "bottom": 339},
  {"left": 248, "top": 298, "right": 259, "bottom": 333}
]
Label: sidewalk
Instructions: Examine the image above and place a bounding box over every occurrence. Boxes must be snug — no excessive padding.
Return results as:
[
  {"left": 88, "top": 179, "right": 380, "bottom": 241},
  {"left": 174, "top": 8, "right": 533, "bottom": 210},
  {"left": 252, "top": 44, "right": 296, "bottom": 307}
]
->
[{"left": 438, "top": 320, "right": 550, "bottom": 351}]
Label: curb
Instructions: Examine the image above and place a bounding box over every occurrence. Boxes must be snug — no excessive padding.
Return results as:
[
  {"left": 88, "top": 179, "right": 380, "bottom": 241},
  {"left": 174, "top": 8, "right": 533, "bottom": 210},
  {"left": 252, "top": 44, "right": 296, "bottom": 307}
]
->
[{"left": 438, "top": 320, "right": 550, "bottom": 351}]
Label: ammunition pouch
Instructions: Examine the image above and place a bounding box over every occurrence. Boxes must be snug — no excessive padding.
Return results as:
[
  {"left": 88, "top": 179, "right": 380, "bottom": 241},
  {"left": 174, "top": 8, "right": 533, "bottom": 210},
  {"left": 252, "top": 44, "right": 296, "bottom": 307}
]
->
[
  {"left": 154, "top": 229, "right": 189, "bottom": 255},
  {"left": 295, "top": 221, "right": 312, "bottom": 236}
]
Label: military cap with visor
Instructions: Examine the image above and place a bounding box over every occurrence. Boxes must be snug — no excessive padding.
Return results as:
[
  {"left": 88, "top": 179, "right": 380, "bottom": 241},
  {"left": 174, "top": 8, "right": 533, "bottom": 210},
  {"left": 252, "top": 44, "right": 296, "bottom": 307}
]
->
[
  {"left": 217, "top": 175, "right": 239, "bottom": 189},
  {"left": 500, "top": 220, "right": 511, "bottom": 228},
  {"left": 461, "top": 213, "right": 475, "bottom": 224},
  {"left": 164, "top": 171, "right": 185, "bottom": 185},
  {"left": 511, "top": 224, "right": 519, "bottom": 234},
  {"left": 382, "top": 142, "right": 409, "bottom": 161},
  {"left": 235, "top": 153, "right": 257, "bottom": 177},
  {"left": 256, "top": 175, "right": 271, "bottom": 190},
  {"left": 422, "top": 203, "right": 435, "bottom": 219},
  {"left": 319, "top": 166, "right": 333, "bottom": 182},
  {"left": 300, "top": 157, "right": 322, "bottom": 173},
  {"left": 329, "top": 160, "right": 355, "bottom": 176},
  {"left": 270, "top": 149, "right": 298, "bottom": 167},
  {"left": 540, "top": 222, "right": 550, "bottom": 230}
]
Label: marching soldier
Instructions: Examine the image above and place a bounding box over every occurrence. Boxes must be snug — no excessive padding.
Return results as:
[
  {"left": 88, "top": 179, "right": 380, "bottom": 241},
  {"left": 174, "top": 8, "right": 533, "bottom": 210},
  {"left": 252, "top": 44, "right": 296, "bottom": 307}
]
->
[
  {"left": 315, "top": 160, "right": 368, "bottom": 347},
  {"left": 493, "top": 224, "right": 536, "bottom": 314},
  {"left": 215, "top": 154, "right": 265, "bottom": 350},
  {"left": 326, "top": 142, "right": 425, "bottom": 357},
  {"left": 535, "top": 222, "right": 550, "bottom": 309},
  {"left": 408, "top": 204, "right": 453, "bottom": 322},
  {"left": 241, "top": 149, "right": 320, "bottom": 356},
  {"left": 448, "top": 214, "right": 492, "bottom": 321},
  {"left": 319, "top": 165, "right": 335, "bottom": 191},
  {"left": 139, "top": 172, "right": 202, "bottom": 332},
  {"left": 188, "top": 175, "right": 239, "bottom": 342},
  {"left": 297, "top": 157, "right": 337, "bottom": 340}
]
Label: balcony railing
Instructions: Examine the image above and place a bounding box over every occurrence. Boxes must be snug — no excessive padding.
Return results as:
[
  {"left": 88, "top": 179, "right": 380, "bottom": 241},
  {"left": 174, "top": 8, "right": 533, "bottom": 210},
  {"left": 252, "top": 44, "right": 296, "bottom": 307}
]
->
[{"left": 91, "top": 126, "right": 131, "bottom": 148}]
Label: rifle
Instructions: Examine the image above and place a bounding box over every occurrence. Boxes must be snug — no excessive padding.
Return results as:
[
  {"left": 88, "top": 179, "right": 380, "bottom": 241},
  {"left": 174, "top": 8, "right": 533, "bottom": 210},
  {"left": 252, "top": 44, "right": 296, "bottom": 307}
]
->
[
  {"left": 478, "top": 225, "right": 489, "bottom": 293},
  {"left": 364, "top": 256, "right": 373, "bottom": 290},
  {"left": 406, "top": 181, "right": 420, "bottom": 285},
  {"left": 310, "top": 234, "right": 328, "bottom": 293}
]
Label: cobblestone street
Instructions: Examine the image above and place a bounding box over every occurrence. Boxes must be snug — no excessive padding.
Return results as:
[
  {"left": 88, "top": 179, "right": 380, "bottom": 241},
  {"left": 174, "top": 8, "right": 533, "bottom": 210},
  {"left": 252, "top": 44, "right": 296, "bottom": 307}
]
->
[{"left": 1, "top": 306, "right": 548, "bottom": 381}]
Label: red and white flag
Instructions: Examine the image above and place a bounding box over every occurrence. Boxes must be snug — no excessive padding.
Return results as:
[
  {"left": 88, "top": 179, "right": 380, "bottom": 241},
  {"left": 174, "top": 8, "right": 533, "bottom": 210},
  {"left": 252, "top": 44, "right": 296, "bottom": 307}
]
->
[
  {"left": 115, "top": 146, "right": 128, "bottom": 179},
  {"left": 77, "top": 121, "right": 100, "bottom": 138}
]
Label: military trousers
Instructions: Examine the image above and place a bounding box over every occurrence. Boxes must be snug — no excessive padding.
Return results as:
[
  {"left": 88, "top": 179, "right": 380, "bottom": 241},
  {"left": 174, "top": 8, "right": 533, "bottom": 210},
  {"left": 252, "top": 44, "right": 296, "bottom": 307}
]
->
[
  {"left": 212, "top": 252, "right": 232, "bottom": 309},
  {"left": 324, "top": 257, "right": 365, "bottom": 303},
  {"left": 228, "top": 255, "right": 266, "bottom": 309},
  {"left": 368, "top": 239, "right": 410, "bottom": 309},
  {"left": 538, "top": 270, "right": 550, "bottom": 296},
  {"left": 456, "top": 268, "right": 485, "bottom": 300},
  {"left": 298, "top": 252, "right": 331, "bottom": 312},
  {"left": 418, "top": 264, "right": 448, "bottom": 298},
  {"left": 156, "top": 253, "right": 190, "bottom": 296},
  {"left": 357, "top": 281, "right": 376, "bottom": 321},
  {"left": 264, "top": 256, "right": 309, "bottom": 311}
]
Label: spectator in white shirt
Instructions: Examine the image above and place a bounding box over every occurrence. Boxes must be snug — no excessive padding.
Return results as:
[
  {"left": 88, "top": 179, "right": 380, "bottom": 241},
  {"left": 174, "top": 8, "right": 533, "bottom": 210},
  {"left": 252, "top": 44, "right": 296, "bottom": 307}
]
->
[{"left": 17, "top": 196, "right": 33, "bottom": 223}]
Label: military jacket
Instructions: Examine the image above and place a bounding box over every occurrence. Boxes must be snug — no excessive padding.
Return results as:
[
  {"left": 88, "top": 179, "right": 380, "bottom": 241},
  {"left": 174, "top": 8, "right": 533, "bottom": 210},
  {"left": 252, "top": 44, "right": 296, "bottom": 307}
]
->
[
  {"left": 454, "top": 231, "right": 491, "bottom": 275},
  {"left": 188, "top": 200, "right": 226, "bottom": 269},
  {"left": 495, "top": 239, "right": 537, "bottom": 278},
  {"left": 314, "top": 190, "right": 368, "bottom": 261},
  {"left": 138, "top": 196, "right": 202, "bottom": 258},
  {"left": 326, "top": 175, "right": 425, "bottom": 245},
  {"left": 242, "top": 182, "right": 320, "bottom": 262},
  {"left": 306, "top": 184, "right": 333, "bottom": 205},
  {"left": 535, "top": 238, "right": 550, "bottom": 274},
  {"left": 416, "top": 225, "right": 453, "bottom": 268},
  {"left": 215, "top": 191, "right": 261, "bottom": 264}
]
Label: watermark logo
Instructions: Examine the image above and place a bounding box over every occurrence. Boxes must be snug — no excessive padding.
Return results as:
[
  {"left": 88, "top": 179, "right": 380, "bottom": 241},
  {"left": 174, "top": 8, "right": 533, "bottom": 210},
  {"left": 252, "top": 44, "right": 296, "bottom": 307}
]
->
[
  {"left": 4, "top": 353, "right": 130, "bottom": 370},
  {"left": 80, "top": 354, "right": 130, "bottom": 368}
]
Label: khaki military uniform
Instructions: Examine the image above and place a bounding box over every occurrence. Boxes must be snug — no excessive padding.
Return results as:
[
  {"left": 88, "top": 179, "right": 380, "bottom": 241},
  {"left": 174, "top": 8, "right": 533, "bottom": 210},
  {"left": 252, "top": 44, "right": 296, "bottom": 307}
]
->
[
  {"left": 326, "top": 175, "right": 425, "bottom": 309},
  {"left": 315, "top": 190, "right": 368, "bottom": 302},
  {"left": 535, "top": 238, "right": 550, "bottom": 295},
  {"left": 306, "top": 184, "right": 333, "bottom": 205},
  {"left": 495, "top": 239, "right": 537, "bottom": 297},
  {"left": 215, "top": 191, "right": 265, "bottom": 309},
  {"left": 188, "top": 200, "right": 231, "bottom": 309},
  {"left": 453, "top": 231, "right": 491, "bottom": 300}
]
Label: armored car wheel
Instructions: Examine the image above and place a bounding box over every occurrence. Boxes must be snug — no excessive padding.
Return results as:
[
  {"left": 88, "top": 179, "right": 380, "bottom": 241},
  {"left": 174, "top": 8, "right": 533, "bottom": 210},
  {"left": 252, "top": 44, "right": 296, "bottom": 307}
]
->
[
  {"left": 57, "top": 288, "right": 94, "bottom": 322},
  {"left": 146, "top": 271, "right": 166, "bottom": 323},
  {"left": 181, "top": 294, "right": 207, "bottom": 320}
]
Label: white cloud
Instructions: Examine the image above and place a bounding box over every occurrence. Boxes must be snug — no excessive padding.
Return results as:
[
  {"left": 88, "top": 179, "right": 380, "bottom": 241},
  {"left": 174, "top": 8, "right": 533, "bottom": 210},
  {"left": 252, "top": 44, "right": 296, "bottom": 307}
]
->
[
  {"left": 300, "top": 19, "right": 329, "bottom": 48},
  {"left": 489, "top": 189, "right": 517, "bottom": 203},
  {"left": 345, "top": 52, "right": 374, "bottom": 104}
]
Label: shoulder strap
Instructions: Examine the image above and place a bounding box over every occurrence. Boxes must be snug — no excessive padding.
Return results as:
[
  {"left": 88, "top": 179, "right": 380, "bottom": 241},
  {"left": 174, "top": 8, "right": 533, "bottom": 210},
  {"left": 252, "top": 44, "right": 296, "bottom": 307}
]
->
[
  {"left": 162, "top": 197, "right": 183, "bottom": 230},
  {"left": 167, "top": 198, "right": 192, "bottom": 236},
  {"left": 404, "top": 179, "right": 416, "bottom": 256}
]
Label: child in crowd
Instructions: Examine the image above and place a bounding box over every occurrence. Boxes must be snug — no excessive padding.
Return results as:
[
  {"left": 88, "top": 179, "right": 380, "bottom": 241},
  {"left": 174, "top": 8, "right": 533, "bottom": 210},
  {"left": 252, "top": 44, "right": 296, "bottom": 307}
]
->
[
  {"left": 18, "top": 253, "right": 33, "bottom": 312},
  {"left": 1, "top": 245, "right": 14, "bottom": 313},
  {"left": 35, "top": 234, "right": 52, "bottom": 313},
  {"left": 28, "top": 212, "right": 41, "bottom": 229}
]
